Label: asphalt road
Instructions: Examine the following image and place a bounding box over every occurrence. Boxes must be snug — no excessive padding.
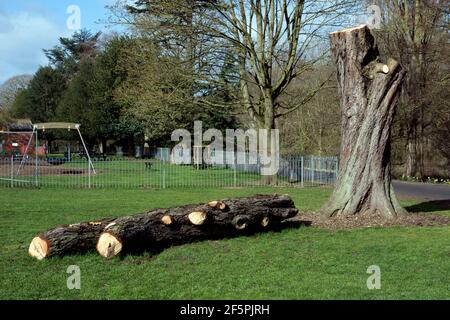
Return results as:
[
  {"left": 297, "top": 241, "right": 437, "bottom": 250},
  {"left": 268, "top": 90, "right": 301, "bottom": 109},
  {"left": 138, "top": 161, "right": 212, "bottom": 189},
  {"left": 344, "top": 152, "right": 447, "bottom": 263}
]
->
[{"left": 393, "top": 180, "right": 450, "bottom": 201}]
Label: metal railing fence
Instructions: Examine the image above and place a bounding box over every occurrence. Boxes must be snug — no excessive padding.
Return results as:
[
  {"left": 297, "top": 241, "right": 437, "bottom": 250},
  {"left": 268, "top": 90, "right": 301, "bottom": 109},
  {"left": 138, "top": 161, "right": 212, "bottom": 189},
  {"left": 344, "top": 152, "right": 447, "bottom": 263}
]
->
[{"left": 0, "top": 149, "right": 338, "bottom": 189}]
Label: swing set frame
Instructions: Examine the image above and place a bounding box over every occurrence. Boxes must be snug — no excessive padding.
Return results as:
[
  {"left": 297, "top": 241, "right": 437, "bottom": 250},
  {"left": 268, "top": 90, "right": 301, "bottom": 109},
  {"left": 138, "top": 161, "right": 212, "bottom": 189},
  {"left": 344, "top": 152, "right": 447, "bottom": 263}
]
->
[{"left": 17, "top": 122, "right": 96, "bottom": 186}]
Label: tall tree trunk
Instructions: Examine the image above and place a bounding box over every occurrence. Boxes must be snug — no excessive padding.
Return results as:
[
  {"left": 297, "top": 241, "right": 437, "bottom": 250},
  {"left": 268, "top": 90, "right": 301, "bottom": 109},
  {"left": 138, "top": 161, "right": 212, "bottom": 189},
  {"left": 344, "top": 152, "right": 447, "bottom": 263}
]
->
[
  {"left": 261, "top": 94, "right": 278, "bottom": 185},
  {"left": 418, "top": 107, "right": 425, "bottom": 179},
  {"left": 321, "top": 25, "right": 407, "bottom": 218},
  {"left": 404, "top": 126, "right": 417, "bottom": 177}
]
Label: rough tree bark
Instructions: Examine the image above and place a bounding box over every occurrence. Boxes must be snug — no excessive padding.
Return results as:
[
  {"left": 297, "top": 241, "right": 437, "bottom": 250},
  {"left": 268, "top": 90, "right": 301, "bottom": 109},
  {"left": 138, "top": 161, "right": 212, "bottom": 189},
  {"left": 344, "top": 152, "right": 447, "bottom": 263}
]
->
[
  {"left": 96, "top": 194, "right": 298, "bottom": 259},
  {"left": 321, "top": 25, "right": 407, "bottom": 218}
]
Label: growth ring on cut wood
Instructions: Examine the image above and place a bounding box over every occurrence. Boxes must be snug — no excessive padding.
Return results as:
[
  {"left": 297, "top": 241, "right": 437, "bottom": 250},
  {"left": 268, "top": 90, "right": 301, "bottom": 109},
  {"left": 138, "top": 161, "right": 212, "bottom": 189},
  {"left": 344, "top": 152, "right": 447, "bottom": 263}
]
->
[
  {"left": 188, "top": 211, "right": 207, "bottom": 225},
  {"left": 161, "top": 215, "right": 173, "bottom": 225},
  {"left": 97, "top": 233, "right": 123, "bottom": 259}
]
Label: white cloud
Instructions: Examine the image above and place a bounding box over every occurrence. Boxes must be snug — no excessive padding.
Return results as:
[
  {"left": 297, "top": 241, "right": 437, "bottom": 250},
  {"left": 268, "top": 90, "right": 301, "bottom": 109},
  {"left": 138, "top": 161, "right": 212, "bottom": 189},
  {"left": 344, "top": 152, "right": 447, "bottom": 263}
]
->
[{"left": 0, "top": 11, "right": 71, "bottom": 84}]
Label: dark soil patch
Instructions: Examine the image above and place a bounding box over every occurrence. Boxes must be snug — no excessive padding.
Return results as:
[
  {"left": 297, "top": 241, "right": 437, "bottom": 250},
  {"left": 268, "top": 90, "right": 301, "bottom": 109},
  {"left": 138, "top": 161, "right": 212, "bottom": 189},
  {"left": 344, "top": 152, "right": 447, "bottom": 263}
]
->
[
  {"left": 291, "top": 211, "right": 450, "bottom": 230},
  {"left": 60, "top": 169, "right": 84, "bottom": 175},
  {"left": 0, "top": 163, "right": 90, "bottom": 176}
]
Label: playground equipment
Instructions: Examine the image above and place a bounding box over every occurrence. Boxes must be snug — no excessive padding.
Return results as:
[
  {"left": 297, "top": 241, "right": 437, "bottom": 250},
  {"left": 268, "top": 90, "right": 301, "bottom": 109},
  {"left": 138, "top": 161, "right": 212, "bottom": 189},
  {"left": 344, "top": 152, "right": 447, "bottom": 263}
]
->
[{"left": 18, "top": 122, "right": 96, "bottom": 179}]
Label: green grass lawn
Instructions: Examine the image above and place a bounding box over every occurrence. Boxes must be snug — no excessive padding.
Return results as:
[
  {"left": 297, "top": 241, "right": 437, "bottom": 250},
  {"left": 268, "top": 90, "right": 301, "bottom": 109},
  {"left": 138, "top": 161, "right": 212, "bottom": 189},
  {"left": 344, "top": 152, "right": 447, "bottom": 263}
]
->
[{"left": 0, "top": 186, "right": 449, "bottom": 300}]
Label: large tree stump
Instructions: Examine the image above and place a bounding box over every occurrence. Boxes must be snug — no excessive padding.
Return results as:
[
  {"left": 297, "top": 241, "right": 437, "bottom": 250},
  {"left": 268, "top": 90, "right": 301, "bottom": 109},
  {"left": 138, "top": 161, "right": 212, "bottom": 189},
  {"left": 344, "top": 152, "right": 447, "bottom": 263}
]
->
[
  {"left": 28, "top": 217, "right": 116, "bottom": 260},
  {"left": 321, "top": 25, "right": 407, "bottom": 218},
  {"left": 96, "top": 195, "right": 298, "bottom": 259}
]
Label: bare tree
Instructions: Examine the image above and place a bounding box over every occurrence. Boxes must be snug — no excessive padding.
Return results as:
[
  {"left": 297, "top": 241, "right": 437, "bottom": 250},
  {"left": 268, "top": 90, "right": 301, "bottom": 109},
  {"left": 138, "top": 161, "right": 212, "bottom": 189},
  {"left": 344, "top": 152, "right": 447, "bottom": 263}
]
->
[
  {"left": 111, "top": 3, "right": 358, "bottom": 117},
  {"left": 207, "top": 1, "right": 356, "bottom": 129},
  {"left": 278, "top": 64, "right": 341, "bottom": 156},
  {"left": 374, "top": 0, "right": 449, "bottom": 179}
]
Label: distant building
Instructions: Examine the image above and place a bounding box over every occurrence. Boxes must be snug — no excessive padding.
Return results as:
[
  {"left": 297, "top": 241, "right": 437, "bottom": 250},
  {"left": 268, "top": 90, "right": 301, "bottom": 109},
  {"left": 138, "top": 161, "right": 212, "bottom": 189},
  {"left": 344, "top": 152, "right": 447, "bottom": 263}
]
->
[{"left": 0, "top": 119, "right": 35, "bottom": 156}]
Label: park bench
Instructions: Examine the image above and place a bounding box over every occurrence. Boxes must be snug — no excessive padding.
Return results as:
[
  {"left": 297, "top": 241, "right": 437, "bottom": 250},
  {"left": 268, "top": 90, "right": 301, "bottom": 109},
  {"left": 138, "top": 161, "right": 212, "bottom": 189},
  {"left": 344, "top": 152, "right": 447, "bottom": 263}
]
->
[
  {"left": 78, "top": 151, "right": 108, "bottom": 161},
  {"left": 46, "top": 156, "right": 67, "bottom": 166}
]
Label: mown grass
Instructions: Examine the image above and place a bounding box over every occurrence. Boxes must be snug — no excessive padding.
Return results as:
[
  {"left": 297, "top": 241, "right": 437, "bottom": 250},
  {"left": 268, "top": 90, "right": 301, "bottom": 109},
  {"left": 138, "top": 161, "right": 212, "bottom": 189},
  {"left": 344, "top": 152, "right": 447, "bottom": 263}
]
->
[{"left": 0, "top": 187, "right": 449, "bottom": 300}]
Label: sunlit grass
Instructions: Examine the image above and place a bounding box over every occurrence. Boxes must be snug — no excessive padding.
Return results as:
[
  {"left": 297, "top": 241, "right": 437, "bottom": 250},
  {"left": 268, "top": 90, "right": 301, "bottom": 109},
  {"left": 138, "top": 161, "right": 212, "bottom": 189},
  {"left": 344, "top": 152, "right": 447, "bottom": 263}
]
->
[{"left": 0, "top": 187, "right": 449, "bottom": 299}]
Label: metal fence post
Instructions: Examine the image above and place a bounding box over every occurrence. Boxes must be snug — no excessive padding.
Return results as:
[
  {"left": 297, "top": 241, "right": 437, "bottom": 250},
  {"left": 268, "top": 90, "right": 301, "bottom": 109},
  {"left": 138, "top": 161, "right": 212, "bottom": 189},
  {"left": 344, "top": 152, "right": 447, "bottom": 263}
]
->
[
  {"left": 301, "top": 156, "right": 304, "bottom": 188},
  {"left": 163, "top": 165, "right": 166, "bottom": 189},
  {"left": 233, "top": 155, "right": 237, "bottom": 188},
  {"left": 35, "top": 131, "right": 39, "bottom": 187},
  {"left": 10, "top": 155, "right": 13, "bottom": 188},
  {"left": 88, "top": 160, "right": 91, "bottom": 189}
]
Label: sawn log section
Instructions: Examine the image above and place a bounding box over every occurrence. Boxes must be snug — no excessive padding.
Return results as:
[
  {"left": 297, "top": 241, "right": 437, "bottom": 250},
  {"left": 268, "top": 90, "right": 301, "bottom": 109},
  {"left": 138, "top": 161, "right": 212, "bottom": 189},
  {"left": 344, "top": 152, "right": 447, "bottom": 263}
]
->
[{"left": 28, "top": 195, "right": 298, "bottom": 260}]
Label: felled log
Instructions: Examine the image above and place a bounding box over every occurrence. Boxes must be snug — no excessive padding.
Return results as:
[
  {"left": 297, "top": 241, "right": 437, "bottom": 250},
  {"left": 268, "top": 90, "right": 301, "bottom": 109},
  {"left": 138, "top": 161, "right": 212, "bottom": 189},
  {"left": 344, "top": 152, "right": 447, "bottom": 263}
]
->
[
  {"left": 28, "top": 217, "right": 116, "bottom": 260},
  {"left": 96, "top": 194, "right": 298, "bottom": 259}
]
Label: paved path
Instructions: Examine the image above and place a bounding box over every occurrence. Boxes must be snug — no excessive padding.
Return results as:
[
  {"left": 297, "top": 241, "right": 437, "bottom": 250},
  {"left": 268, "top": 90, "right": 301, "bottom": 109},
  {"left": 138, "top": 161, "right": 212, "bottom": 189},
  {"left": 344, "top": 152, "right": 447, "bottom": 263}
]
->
[{"left": 393, "top": 180, "right": 450, "bottom": 201}]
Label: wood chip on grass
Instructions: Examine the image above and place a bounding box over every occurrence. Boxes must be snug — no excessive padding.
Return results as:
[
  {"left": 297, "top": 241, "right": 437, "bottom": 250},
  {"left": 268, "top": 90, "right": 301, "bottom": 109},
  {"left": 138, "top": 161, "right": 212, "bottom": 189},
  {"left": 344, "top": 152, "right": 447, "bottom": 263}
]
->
[{"left": 291, "top": 211, "right": 450, "bottom": 230}]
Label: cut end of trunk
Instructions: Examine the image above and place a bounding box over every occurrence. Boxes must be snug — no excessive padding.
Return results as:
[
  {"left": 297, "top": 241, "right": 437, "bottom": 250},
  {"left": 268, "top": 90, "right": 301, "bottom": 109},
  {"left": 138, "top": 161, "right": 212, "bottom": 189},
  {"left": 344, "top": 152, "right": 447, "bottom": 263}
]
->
[
  {"left": 208, "top": 201, "right": 227, "bottom": 210},
  {"left": 218, "top": 202, "right": 227, "bottom": 210},
  {"left": 261, "top": 217, "right": 270, "bottom": 227},
  {"left": 330, "top": 24, "right": 367, "bottom": 35},
  {"left": 188, "top": 211, "right": 207, "bottom": 226},
  {"left": 232, "top": 215, "right": 249, "bottom": 230},
  {"left": 97, "top": 233, "right": 122, "bottom": 259},
  {"left": 161, "top": 215, "right": 173, "bottom": 225},
  {"left": 28, "top": 237, "right": 49, "bottom": 260},
  {"left": 374, "top": 63, "right": 389, "bottom": 74},
  {"left": 208, "top": 201, "right": 219, "bottom": 207}
]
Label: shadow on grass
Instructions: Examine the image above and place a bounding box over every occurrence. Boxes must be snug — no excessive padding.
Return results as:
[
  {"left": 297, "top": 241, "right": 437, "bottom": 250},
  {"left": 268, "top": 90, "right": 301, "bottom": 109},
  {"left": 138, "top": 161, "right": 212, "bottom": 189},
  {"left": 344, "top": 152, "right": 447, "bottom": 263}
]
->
[
  {"left": 119, "top": 220, "right": 310, "bottom": 260},
  {"left": 405, "top": 200, "right": 450, "bottom": 213}
]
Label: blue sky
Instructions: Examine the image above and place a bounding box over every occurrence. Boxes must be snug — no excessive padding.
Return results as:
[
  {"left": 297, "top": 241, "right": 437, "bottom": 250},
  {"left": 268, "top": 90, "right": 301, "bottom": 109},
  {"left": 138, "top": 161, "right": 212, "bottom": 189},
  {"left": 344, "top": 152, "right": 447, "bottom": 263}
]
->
[{"left": 0, "top": 0, "right": 120, "bottom": 85}]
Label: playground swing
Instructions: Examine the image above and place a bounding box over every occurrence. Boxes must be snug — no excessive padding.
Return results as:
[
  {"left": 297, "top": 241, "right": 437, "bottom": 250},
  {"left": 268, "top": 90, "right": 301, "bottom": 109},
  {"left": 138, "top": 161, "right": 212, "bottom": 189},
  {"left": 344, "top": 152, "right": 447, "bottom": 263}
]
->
[{"left": 17, "top": 122, "right": 96, "bottom": 176}]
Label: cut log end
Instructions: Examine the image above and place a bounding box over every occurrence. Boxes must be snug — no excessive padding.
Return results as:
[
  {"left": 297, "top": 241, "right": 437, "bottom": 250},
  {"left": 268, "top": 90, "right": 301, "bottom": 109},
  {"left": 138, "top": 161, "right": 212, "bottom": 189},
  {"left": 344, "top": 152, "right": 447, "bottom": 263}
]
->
[
  {"left": 261, "top": 217, "right": 270, "bottom": 227},
  {"left": 208, "top": 201, "right": 218, "bottom": 207},
  {"left": 208, "top": 200, "right": 227, "bottom": 210},
  {"left": 375, "top": 63, "right": 389, "bottom": 74},
  {"left": 232, "top": 215, "right": 249, "bottom": 230},
  {"left": 218, "top": 202, "right": 227, "bottom": 210},
  {"left": 97, "top": 233, "right": 123, "bottom": 259},
  {"left": 28, "top": 237, "right": 49, "bottom": 260},
  {"left": 188, "top": 211, "right": 207, "bottom": 226},
  {"left": 161, "top": 215, "right": 173, "bottom": 225},
  {"left": 329, "top": 24, "right": 367, "bottom": 35}
]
